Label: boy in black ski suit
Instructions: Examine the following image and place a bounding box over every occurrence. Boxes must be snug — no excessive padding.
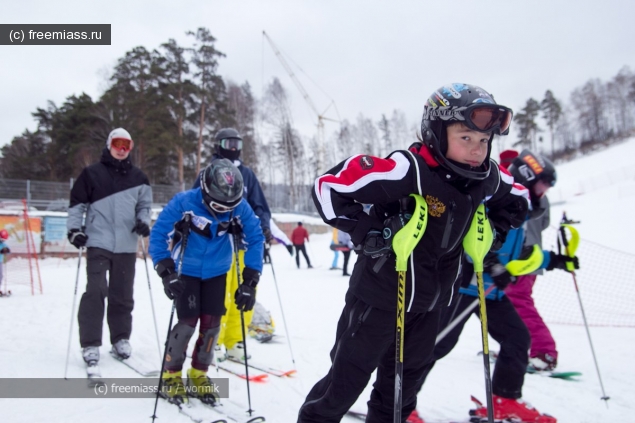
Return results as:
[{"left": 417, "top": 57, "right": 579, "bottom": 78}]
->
[{"left": 298, "top": 83, "right": 529, "bottom": 423}]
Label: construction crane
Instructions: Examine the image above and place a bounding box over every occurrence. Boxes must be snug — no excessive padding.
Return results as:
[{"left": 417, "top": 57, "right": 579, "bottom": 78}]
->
[{"left": 262, "top": 30, "right": 339, "bottom": 174}]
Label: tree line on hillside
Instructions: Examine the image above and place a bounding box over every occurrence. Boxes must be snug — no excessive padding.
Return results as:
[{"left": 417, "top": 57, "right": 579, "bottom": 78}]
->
[
  {"left": 1, "top": 25, "right": 634, "bottom": 206},
  {"left": 511, "top": 66, "right": 635, "bottom": 160}
]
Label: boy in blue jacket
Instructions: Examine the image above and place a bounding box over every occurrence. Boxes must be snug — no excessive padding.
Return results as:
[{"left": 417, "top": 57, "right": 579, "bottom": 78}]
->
[{"left": 149, "top": 158, "right": 264, "bottom": 405}]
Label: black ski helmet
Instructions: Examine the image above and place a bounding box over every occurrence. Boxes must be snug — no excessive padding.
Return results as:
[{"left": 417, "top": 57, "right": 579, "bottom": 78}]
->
[
  {"left": 421, "top": 83, "right": 513, "bottom": 180},
  {"left": 215, "top": 128, "right": 243, "bottom": 162},
  {"left": 508, "top": 149, "right": 557, "bottom": 211},
  {"left": 508, "top": 149, "right": 557, "bottom": 189},
  {"left": 200, "top": 158, "right": 244, "bottom": 214}
]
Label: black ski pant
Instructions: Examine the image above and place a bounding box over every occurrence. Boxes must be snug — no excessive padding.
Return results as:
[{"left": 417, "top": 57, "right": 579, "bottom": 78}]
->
[
  {"left": 341, "top": 250, "right": 351, "bottom": 275},
  {"left": 417, "top": 293, "right": 530, "bottom": 399},
  {"left": 298, "top": 291, "right": 440, "bottom": 423},
  {"left": 78, "top": 247, "right": 136, "bottom": 348},
  {"left": 294, "top": 244, "right": 311, "bottom": 268},
  {"left": 164, "top": 274, "right": 226, "bottom": 372}
]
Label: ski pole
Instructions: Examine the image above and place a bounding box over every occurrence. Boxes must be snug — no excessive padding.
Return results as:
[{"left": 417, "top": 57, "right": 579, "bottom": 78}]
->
[
  {"left": 231, "top": 219, "right": 255, "bottom": 417},
  {"left": 392, "top": 194, "right": 428, "bottom": 423},
  {"left": 267, "top": 251, "right": 297, "bottom": 367},
  {"left": 141, "top": 237, "right": 162, "bottom": 361},
  {"left": 151, "top": 214, "right": 191, "bottom": 423},
  {"left": 462, "top": 203, "right": 495, "bottom": 423},
  {"left": 558, "top": 219, "right": 610, "bottom": 405},
  {"left": 64, "top": 247, "right": 84, "bottom": 380},
  {"left": 435, "top": 285, "right": 497, "bottom": 345}
]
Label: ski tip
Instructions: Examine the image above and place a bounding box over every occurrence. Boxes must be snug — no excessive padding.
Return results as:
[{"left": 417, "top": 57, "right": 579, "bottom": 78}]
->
[
  {"left": 243, "top": 373, "right": 268, "bottom": 382},
  {"left": 470, "top": 395, "right": 483, "bottom": 406},
  {"left": 282, "top": 369, "right": 297, "bottom": 377}
]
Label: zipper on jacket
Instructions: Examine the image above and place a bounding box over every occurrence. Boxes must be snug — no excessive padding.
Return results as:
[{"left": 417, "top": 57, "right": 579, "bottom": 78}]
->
[
  {"left": 427, "top": 262, "right": 442, "bottom": 311},
  {"left": 430, "top": 195, "right": 473, "bottom": 311},
  {"left": 440, "top": 201, "right": 456, "bottom": 249},
  {"left": 351, "top": 304, "right": 373, "bottom": 337}
]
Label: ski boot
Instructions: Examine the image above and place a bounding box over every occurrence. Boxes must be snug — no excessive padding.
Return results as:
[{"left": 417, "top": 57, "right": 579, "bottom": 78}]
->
[
  {"left": 82, "top": 346, "right": 100, "bottom": 365},
  {"left": 111, "top": 339, "right": 132, "bottom": 359},
  {"left": 227, "top": 341, "right": 251, "bottom": 361},
  {"left": 161, "top": 370, "right": 188, "bottom": 405},
  {"left": 406, "top": 409, "right": 425, "bottom": 423},
  {"left": 187, "top": 367, "right": 219, "bottom": 405},
  {"left": 469, "top": 395, "right": 556, "bottom": 423},
  {"left": 528, "top": 353, "right": 557, "bottom": 372},
  {"left": 214, "top": 344, "right": 227, "bottom": 362}
]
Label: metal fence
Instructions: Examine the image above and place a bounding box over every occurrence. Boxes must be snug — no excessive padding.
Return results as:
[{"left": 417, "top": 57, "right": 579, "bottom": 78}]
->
[{"left": 0, "top": 178, "right": 317, "bottom": 214}]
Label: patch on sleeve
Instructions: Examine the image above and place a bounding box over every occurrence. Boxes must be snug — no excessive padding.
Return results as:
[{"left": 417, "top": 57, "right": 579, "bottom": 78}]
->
[{"left": 360, "top": 155, "right": 374, "bottom": 170}]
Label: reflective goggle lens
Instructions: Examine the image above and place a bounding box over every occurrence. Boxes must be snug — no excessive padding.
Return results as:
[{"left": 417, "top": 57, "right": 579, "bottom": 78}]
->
[
  {"left": 469, "top": 106, "right": 512, "bottom": 134},
  {"left": 210, "top": 201, "right": 235, "bottom": 213},
  {"left": 111, "top": 138, "right": 133, "bottom": 151},
  {"left": 219, "top": 138, "right": 243, "bottom": 150}
]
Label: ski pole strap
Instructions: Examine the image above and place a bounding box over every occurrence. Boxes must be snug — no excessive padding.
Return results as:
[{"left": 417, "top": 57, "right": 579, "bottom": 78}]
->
[
  {"left": 392, "top": 194, "right": 428, "bottom": 272},
  {"left": 463, "top": 203, "right": 494, "bottom": 273},
  {"left": 505, "top": 244, "right": 543, "bottom": 276}
]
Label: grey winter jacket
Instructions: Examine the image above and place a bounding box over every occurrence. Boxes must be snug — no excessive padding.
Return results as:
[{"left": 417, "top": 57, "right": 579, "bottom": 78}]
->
[{"left": 67, "top": 149, "right": 152, "bottom": 254}]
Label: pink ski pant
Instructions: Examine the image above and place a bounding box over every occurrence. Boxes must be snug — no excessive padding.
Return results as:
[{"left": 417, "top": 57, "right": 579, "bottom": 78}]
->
[{"left": 505, "top": 274, "right": 558, "bottom": 359}]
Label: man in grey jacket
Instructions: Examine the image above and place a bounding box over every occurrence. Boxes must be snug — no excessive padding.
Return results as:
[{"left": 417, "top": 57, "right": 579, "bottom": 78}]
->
[{"left": 67, "top": 128, "right": 152, "bottom": 367}]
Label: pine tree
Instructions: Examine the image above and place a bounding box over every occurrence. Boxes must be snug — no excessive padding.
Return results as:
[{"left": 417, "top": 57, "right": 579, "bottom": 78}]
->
[
  {"left": 187, "top": 28, "right": 229, "bottom": 175},
  {"left": 513, "top": 98, "right": 541, "bottom": 151},
  {"left": 540, "top": 90, "right": 562, "bottom": 158}
]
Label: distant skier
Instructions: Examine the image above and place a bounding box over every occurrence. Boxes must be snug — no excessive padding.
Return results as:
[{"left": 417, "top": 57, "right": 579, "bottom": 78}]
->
[
  {"left": 336, "top": 229, "right": 354, "bottom": 276},
  {"left": 291, "top": 222, "right": 313, "bottom": 269},
  {"left": 298, "top": 83, "right": 529, "bottom": 422},
  {"left": 410, "top": 150, "right": 578, "bottom": 423},
  {"left": 0, "top": 229, "right": 11, "bottom": 295},
  {"left": 150, "top": 158, "right": 264, "bottom": 405}
]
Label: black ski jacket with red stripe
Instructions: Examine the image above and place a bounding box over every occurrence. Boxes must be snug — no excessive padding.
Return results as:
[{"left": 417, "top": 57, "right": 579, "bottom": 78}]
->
[{"left": 312, "top": 144, "right": 528, "bottom": 313}]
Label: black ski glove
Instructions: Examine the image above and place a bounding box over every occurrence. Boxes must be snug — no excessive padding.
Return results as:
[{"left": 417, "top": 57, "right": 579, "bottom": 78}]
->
[
  {"left": 131, "top": 220, "right": 150, "bottom": 237},
  {"left": 486, "top": 262, "right": 516, "bottom": 289},
  {"left": 155, "top": 258, "right": 185, "bottom": 300},
  {"left": 546, "top": 252, "right": 579, "bottom": 272},
  {"left": 67, "top": 228, "right": 88, "bottom": 249},
  {"left": 263, "top": 227, "right": 274, "bottom": 244},
  {"left": 285, "top": 245, "right": 294, "bottom": 256},
  {"left": 0, "top": 247, "right": 10, "bottom": 254},
  {"left": 235, "top": 267, "right": 259, "bottom": 311},
  {"left": 362, "top": 213, "right": 410, "bottom": 259}
]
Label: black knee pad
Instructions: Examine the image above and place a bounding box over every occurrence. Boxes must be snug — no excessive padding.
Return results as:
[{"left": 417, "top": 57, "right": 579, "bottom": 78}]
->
[{"left": 165, "top": 322, "right": 196, "bottom": 369}]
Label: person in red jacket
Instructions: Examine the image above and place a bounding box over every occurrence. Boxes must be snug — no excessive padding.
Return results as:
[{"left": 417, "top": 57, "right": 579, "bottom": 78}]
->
[{"left": 291, "top": 222, "right": 313, "bottom": 269}]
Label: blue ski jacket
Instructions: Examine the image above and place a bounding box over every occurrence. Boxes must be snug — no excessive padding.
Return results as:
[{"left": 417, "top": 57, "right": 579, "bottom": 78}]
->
[{"left": 149, "top": 188, "right": 264, "bottom": 279}]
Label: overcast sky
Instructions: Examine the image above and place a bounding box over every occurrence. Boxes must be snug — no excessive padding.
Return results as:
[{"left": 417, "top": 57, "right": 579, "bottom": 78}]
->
[{"left": 2, "top": 0, "right": 633, "bottom": 152}]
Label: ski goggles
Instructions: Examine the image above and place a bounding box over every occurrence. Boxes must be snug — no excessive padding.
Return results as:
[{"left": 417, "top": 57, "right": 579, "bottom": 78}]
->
[
  {"left": 219, "top": 138, "right": 243, "bottom": 150},
  {"left": 111, "top": 138, "right": 133, "bottom": 152},
  {"left": 209, "top": 201, "right": 237, "bottom": 214},
  {"left": 462, "top": 104, "right": 513, "bottom": 135}
]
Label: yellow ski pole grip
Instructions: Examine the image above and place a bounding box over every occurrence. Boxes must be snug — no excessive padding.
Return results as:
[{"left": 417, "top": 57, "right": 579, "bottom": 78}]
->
[
  {"left": 560, "top": 224, "right": 580, "bottom": 272},
  {"left": 462, "top": 203, "right": 494, "bottom": 272},
  {"left": 392, "top": 194, "right": 428, "bottom": 272}
]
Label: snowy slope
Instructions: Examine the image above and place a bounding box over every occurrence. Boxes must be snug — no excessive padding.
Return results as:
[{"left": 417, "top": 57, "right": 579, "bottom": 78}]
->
[{"left": 2, "top": 139, "right": 635, "bottom": 423}]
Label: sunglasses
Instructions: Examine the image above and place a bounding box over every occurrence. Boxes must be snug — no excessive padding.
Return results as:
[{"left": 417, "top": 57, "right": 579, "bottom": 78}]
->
[
  {"left": 111, "top": 138, "right": 133, "bottom": 152},
  {"left": 462, "top": 104, "right": 513, "bottom": 135},
  {"left": 219, "top": 138, "right": 243, "bottom": 150}
]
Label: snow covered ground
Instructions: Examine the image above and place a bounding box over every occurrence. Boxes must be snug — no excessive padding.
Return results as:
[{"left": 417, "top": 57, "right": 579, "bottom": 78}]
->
[{"left": 2, "top": 138, "right": 635, "bottom": 423}]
